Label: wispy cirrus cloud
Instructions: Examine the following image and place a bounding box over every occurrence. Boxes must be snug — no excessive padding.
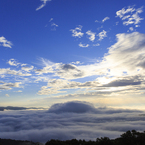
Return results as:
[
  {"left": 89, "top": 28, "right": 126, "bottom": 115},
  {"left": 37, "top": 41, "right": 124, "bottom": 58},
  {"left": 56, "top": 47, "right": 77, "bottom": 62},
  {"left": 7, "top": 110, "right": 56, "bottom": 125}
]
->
[
  {"left": 36, "top": 0, "right": 51, "bottom": 11},
  {"left": 99, "top": 32, "right": 145, "bottom": 77},
  {"left": 102, "top": 17, "right": 110, "bottom": 23},
  {"left": 45, "top": 18, "right": 58, "bottom": 31},
  {"left": 51, "top": 22, "right": 58, "bottom": 31},
  {"left": 95, "top": 16, "right": 110, "bottom": 23},
  {"left": 49, "top": 18, "right": 53, "bottom": 22},
  {"left": 0, "top": 36, "right": 12, "bottom": 48}
]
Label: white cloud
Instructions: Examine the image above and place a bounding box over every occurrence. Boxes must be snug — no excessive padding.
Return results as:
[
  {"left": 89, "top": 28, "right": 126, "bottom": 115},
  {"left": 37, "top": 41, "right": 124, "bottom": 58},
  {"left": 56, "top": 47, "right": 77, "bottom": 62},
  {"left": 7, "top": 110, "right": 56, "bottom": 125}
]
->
[
  {"left": 49, "top": 18, "right": 53, "bottom": 22},
  {"left": 7, "top": 59, "right": 27, "bottom": 67},
  {"left": 95, "top": 20, "right": 99, "bottom": 23},
  {"left": 35, "top": 58, "right": 55, "bottom": 75},
  {"left": 35, "top": 59, "right": 86, "bottom": 80},
  {"left": 102, "top": 17, "right": 110, "bottom": 22},
  {"left": 0, "top": 36, "right": 12, "bottom": 48},
  {"left": 38, "top": 87, "right": 65, "bottom": 95},
  {"left": 86, "top": 30, "right": 96, "bottom": 42},
  {"left": 50, "top": 22, "right": 58, "bottom": 31},
  {"left": 135, "top": 25, "right": 140, "bottom": 27},
  {"left": 79, "top": 42, "right": 89, "bottom": 48},
  {"left": 70, "top": 25, "right": 84, "bottom": 38},
  {"left": 51, "top": 23, "right": 58, "bottom": 27},
  {"left": 97, "top": 25, "right": 103, "bottom": 31},
  {"left": 93, "top": 43, "right": 100, "bottom": 46},
  {"left": 116, "top": 6, "right": 144, "bottom": 26},
  {"left": 7, "top": 59, "right": 20, "bottom": 66},
  {"left": 0, "top": 82, "right": 22, "bottom": 90},
  {"left": 36, "top": 0, "right": 51, "bottom": 11},
  {"left": 14, "top": 90, "right": 22, "bottom": 92},
  {"left": 99, "top": 32, "right": 145, "bottom": 77},
  {"left": 46, "top": 18, "right": 58, "bottom": 30},
  {"left": 21, "top": 66, "right": 34, "bottom": 72},
  {"left": 56, "top": 63, "right": 85, "bottom": 79},
  {"left": 129, "top": 27, "right": 134, "bottom": 31},
  {"left": 116, "top": 6, "right": 135, "bottom": 18},
  {"left": 98, "top": 30, "right": 107, "bottom": 40},
  {"left": 71, "top": 61, "right": 82, "bottom": 65},
  {"left": 95, "top": 17, "right": 110, "bottom": 23},
  {"left": 38, "top": 79, "right": 101, "bottom": 95},
  {"left": 0, "top": 68, "right": 32, "bottom": 77}
]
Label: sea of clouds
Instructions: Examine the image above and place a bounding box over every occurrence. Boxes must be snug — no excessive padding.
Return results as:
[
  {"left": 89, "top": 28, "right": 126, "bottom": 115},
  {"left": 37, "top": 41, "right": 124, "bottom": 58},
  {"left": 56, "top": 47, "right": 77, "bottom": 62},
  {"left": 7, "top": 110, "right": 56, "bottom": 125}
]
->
[{"left": 0, "top": 101, "right": 145, "bottom": 143}]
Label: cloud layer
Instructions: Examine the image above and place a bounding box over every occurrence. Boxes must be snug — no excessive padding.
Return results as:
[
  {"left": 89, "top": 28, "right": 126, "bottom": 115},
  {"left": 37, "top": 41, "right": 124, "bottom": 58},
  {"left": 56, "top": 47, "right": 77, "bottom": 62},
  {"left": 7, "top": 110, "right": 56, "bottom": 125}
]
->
[{"left": 0, "top": 101, "right": 144, "bottom": 143}]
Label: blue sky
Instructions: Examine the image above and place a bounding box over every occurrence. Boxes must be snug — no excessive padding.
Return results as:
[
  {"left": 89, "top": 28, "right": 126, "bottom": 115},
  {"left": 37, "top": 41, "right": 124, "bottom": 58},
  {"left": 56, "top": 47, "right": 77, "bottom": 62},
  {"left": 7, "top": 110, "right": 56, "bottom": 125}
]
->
[
  {"left": 1, "top": 0, "right": 145, "bottom": 143},
  {"left": 0, "top": 0, "right": 145, "bottom": 109}
]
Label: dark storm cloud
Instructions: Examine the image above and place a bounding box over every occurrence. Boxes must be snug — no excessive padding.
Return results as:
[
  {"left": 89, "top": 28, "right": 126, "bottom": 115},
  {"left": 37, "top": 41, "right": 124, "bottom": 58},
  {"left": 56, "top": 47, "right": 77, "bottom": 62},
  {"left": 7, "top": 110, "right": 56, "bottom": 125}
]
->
[{"left": 0, "top": 101, "right": 144, "bottom": 143}]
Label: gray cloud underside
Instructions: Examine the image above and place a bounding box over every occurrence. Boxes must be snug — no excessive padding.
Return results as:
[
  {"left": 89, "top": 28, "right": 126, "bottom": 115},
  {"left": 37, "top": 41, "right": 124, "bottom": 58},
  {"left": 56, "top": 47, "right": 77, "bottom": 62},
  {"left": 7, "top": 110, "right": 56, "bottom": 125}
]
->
[
  {"left": 0, "top": 101, "right": 144, "bottom": 143},
  {"left": 0, "top": 106, "right": 45, "bottom": 111},
  {"left": 0, "top": 82, "right": 21, "bottom": 90},
  {"left": 102, "top": 75, "right": 143, "bottom": 87}
]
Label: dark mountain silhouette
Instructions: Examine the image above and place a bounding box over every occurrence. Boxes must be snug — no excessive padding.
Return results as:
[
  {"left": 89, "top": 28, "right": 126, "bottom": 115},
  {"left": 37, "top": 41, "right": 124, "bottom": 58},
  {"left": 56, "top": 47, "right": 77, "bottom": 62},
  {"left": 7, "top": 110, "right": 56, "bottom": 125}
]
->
[
  {"left": 45, "top": 130, "right": 145, "bottom": 145},
  {"left": 1, "top": 130, "right": 145, "bottom": 145},
  {"left": 0, "top": 138, "right": 43, "bottom": 145}
]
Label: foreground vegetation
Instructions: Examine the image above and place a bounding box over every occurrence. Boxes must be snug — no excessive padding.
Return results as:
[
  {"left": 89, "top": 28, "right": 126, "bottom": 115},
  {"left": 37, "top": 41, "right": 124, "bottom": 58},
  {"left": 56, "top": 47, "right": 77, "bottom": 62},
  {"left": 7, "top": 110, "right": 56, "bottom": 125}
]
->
[
  {"left": 1, "top": 130, "right": 145, "bottom": 145},
  {"left": 45, "top": 130, "right": 145, "bottom": 145}
]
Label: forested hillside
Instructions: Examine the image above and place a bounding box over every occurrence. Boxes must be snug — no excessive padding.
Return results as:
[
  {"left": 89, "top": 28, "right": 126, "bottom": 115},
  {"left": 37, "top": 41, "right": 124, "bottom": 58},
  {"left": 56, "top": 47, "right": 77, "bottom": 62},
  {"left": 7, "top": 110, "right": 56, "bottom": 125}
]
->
[
  {"left": 1, "top": 130, "right": 145, "bottom": 145},
  {"left": 45, "top": 130, "right": 145, "bottom": 145}
]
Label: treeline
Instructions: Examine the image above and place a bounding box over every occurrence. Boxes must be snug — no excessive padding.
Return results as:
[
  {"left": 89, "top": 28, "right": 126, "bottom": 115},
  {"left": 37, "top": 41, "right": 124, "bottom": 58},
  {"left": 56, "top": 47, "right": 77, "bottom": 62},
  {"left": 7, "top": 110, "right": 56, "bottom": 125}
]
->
[
  {"left": 45, "top": 130, "right": 145, "bottom": 145},
  {"left": 0, "top": 139, "right": 41, "bottom": 145}
]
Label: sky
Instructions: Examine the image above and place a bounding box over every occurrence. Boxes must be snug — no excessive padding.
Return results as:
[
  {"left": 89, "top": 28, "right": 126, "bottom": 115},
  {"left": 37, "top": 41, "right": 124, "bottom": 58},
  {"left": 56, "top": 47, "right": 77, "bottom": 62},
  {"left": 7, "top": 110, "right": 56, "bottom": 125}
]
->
[{"left": 0, "top": 0, "right": 145, "bottom": 143}]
